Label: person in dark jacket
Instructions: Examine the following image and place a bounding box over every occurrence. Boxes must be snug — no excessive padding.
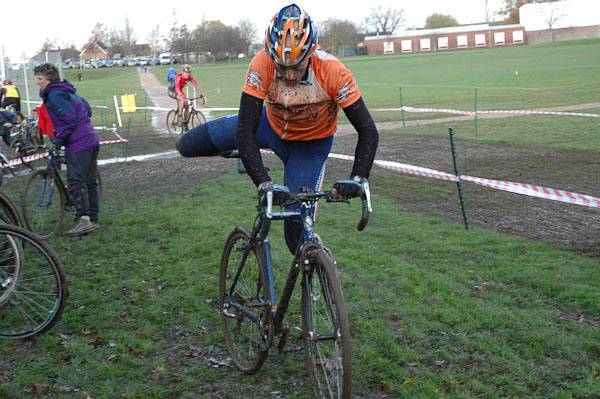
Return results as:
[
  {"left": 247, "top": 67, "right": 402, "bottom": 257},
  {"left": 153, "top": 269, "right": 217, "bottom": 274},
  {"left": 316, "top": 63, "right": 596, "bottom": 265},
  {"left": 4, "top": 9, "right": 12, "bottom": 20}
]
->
[
  {"left": 34, "top": 63, "right": 101, "bottom": 236},
  {"left": 0, "top": 109, "right": 23, "bottom": 146}
]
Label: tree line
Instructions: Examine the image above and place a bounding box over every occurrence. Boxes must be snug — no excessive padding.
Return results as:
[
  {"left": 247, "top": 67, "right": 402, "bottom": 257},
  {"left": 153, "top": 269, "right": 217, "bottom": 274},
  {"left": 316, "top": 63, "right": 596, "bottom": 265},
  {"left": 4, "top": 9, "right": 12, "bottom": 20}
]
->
[{"left": 39, "top": 3, "right": 559, "bottom": 59}]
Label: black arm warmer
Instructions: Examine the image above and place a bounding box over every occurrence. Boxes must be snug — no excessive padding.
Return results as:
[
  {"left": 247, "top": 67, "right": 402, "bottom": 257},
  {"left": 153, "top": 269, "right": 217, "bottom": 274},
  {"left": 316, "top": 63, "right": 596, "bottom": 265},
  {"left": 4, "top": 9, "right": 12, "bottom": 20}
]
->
[
  {"left": 342, "top": 97, "right": 379, "bottom": 178},
  {"left": 236, "top": 92, "right": 271, "bottom": 186}
]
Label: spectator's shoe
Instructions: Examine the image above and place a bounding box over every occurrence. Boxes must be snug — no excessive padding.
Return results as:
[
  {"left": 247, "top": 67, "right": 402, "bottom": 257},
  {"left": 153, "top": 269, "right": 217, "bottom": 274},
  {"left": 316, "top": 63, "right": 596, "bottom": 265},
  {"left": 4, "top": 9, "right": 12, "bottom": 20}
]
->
[{"left": 66, "top": 216, "right": 95, "bottom": 237}]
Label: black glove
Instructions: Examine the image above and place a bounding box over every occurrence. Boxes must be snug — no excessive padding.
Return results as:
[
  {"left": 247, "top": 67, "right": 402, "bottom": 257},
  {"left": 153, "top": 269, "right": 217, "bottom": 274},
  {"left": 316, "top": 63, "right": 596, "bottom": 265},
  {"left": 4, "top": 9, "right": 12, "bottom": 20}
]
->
[
  {"left": 258, "top": 181, "right": 291, "bottom": 207},
  {"left": 332, "top": 178, "right": 364, "bottom": 199}
]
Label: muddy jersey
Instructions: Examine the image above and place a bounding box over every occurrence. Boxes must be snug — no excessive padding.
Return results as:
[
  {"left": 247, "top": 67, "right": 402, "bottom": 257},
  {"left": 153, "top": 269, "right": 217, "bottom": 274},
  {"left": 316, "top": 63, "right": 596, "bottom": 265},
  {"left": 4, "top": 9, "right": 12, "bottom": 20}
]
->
[{"left": 242, "top": 49, "right": 361, "bottom": 141}]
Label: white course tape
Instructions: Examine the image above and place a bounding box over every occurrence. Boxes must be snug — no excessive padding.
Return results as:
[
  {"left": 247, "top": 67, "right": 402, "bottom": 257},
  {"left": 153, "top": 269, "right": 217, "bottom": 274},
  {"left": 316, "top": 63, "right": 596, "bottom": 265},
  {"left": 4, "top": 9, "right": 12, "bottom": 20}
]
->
[{"left": 401, "top": 106, "right": 600, "bottom": 119}]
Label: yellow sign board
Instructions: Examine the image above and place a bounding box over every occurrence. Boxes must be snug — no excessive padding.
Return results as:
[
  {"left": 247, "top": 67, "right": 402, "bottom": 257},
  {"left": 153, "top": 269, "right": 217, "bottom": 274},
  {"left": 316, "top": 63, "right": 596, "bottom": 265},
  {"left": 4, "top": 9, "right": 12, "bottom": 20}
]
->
[{"left": 121, "top": 94, "right": 137, "bottom": 113}]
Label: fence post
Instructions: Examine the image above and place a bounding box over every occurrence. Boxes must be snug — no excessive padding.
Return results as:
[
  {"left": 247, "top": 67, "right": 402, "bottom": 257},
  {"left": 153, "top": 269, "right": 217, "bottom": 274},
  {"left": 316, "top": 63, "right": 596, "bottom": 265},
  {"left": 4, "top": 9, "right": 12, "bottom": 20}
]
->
[
  {"left": 448, "top": 128, "right": 469, "bottom": 230},
  {"left": 101, "top": 98, "right": 106, "bottom": 128},
  {"left": 473, "top": 88, "right": 479, "bottom": 137},
  {"left": 399, "top": 86, "right": 406, "bottom": 128},
  {"left": 124, "top": 118, "right": 131, "bottom": 160}
]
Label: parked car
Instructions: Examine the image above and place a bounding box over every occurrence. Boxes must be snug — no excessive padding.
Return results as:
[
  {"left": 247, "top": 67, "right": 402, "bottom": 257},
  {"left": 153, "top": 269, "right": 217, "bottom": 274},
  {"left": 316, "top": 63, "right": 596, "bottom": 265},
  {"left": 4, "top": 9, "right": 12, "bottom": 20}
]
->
[
  {"left": 105, "top": 60, "right": 114, "bottom": 67},
  {"left": 126, "top": 59, "right": 137, "bottom": 67}
]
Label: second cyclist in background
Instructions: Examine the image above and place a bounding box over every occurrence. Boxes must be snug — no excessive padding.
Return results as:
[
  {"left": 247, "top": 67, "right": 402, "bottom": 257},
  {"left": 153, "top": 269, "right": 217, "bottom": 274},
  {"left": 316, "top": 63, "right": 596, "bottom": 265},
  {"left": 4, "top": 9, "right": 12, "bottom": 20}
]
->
[
  {"left": 174, "top": 64, "right": 206, "bottom": 126},
  {"left": 0, "top": 79, "right": 22, "bottom": 112}
]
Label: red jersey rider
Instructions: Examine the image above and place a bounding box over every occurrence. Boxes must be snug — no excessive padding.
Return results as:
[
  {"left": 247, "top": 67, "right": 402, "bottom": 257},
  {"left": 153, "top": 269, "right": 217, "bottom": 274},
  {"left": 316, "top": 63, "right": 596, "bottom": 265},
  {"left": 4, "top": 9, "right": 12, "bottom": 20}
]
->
[{"left": 175, "top": 64, "right": 205, "bottom": 124}]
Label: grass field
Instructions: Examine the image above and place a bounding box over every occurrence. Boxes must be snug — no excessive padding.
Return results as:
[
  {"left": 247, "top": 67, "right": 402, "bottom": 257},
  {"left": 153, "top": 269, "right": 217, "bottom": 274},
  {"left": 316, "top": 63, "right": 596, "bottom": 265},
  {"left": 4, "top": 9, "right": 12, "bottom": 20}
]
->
[
  {"left": 150, "top": 38, "right": 600, "bottom": 152},
  {"left": 0, "top": 39, "right": 599, "bottom": 398},
  {"left": 1, "top": 170, "right": 598, "bottom": 398}
]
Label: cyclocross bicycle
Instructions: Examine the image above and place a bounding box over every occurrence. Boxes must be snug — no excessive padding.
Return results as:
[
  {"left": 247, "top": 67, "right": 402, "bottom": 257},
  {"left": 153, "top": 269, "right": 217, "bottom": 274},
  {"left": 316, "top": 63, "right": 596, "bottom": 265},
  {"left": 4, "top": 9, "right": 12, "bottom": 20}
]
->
[
  {"left": 10, "top": 115, "right": 44, "bottom": 172},
  {"left": 0, "top": 223, "right": 68, "bottom": 339},
  {"left": 166, "top": 96, "right": 206, "bottom": 135},
  {"left": 220, "top": 180, "right": 372, "bottom": 398},
  {"left": 21, "top": 146, "right": 102, "bottom": 238}
]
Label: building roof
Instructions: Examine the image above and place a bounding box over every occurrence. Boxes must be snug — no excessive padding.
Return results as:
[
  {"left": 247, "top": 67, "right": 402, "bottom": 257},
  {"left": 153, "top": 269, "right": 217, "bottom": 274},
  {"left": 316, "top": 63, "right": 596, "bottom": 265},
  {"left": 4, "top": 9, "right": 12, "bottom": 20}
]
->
[
  {"left": 364, "top": 24, "right": 524, "bottom": 41},
  {"left": 80, "top": 42, "right": 107, "bottom": 57}
]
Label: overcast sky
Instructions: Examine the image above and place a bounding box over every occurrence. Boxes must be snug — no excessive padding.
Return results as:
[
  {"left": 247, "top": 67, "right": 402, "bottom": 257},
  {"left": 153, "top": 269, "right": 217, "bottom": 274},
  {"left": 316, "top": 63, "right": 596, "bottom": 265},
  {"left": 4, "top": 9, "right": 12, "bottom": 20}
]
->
[{"left": 4, "top": 0, "right": 504, "bottom": 62}]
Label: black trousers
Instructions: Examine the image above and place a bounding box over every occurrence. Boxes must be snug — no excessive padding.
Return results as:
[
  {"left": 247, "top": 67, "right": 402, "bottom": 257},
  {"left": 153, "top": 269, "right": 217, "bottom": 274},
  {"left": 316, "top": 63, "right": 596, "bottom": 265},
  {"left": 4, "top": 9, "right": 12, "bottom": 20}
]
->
[{"left": 66, "top": 148, "right": 100, "bottom": 222}]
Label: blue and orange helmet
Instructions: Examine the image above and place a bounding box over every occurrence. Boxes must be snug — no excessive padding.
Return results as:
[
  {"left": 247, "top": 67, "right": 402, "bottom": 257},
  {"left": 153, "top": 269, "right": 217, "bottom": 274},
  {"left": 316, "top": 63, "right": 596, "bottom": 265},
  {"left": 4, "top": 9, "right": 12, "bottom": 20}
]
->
[{"left": 265, "top": 4, "right": 318, "bottom": 67}]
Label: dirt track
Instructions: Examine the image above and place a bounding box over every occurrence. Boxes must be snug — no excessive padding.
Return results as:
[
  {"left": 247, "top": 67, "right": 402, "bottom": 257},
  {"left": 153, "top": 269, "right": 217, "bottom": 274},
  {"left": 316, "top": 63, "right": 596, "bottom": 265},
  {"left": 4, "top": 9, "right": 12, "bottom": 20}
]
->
[{"left": 121, "top": 70, "right": 600, "bottom": 259}]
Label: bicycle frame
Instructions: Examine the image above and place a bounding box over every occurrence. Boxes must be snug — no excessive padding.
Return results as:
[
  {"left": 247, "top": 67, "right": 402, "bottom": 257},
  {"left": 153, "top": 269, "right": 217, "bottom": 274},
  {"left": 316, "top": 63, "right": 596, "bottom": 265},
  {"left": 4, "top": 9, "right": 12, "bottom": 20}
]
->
[
  {"left": 37, "top": 151, "right": 72, "bottom": 208},
  {"left": 225, "top": 183, "right": 371, "bottom": 335}
]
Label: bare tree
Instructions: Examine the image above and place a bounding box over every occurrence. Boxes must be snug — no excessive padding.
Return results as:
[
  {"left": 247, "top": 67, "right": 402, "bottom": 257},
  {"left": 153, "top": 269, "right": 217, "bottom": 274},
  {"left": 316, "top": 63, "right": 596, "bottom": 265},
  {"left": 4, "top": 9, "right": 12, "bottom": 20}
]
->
[
  {"left": 364, "top": 6, "right": 404, "bottom": 35},
  {"left": 147, "top": 24, "right": 162, "bottom": 58},
  {"left": 545, "top": 5, "right": 565, "bottom": 41},
  {"left": 121, "top": 15, "right": 137, "bottom": 56},
  {"left": 319, "top": 19, "right": 360, "bottom": 56},
  {"left": 237, "top": 19, "right": 257, "bottom": 53},
  {"left": 40, "top": 38, "right": 58, "bottom": 52},
  {"left": 89, "top": 22, "right": 110, "bottom": 45}
]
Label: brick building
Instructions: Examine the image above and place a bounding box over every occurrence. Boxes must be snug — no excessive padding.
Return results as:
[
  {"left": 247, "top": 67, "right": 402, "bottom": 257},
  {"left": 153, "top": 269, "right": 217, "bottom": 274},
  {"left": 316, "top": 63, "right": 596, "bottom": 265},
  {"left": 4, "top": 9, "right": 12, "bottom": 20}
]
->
[
  {"left": 79, "top": 42, "right": 108, "bottom": 61},
  {"left": 363, "top": 24, "right": 526, "bottom": 56}
]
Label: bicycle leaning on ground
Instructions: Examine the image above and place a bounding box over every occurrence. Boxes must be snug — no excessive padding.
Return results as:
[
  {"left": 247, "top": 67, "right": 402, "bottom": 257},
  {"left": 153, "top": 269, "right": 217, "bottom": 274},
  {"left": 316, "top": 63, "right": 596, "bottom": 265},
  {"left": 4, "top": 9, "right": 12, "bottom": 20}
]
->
[
  {"left": 20, "top": 145, "right": 102, "bottom": 238},
  {"left": 166, "top": 96, "right": 206, "bottom": 135},
  {"left": 220, "top": 180, "right": 372, "bottom": 398},
  {"left": 0, "top": 183, "right": 67, "bottom": 339}
]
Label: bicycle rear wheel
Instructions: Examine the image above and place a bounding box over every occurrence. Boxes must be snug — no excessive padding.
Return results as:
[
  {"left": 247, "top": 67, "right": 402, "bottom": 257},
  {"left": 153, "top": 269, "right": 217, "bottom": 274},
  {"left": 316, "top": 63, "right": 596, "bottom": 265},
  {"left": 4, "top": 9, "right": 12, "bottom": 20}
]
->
[
  {"left": 219, "top": 226, "right": 271, "bottom": 373},
  {"left": 21, "top": 169, "right": 66, "bottom": 238},
  {"left": 301, "top": 247, "right": 352, "bottom": 399},
  {"left": 166, "top": 110, "right": 181, "bottom": 135},
  {"left": 0, "top": 224, "right": 68, "bottom": 339}
]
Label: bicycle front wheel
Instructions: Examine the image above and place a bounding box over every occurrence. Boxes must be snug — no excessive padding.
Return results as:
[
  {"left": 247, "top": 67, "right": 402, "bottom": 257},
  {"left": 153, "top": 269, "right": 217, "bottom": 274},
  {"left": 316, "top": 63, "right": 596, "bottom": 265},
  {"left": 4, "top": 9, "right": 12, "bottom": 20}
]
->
[
  {"left": 219, "top": 226, "right": 271, "bottom": 373},
  {"left": 0, "top": 224, "right": 68, "bottom": 339},
  {"left": 166, "top": 110, "right": 181, "bottom": 135},
  {"left": 189, "top": 110, "right": 206, "bottom": 130},
  {"left": 301, "top": 247, "right": 352, "bottom": 399},
  {"left": 22, "top": 169, "right": 66, "bottom": 238}
]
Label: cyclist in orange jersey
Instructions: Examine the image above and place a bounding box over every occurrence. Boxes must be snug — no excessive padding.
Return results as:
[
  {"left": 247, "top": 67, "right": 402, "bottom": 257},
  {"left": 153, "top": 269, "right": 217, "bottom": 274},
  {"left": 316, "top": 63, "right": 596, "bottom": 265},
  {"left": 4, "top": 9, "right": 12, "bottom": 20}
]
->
[{"left": 177, "top": 3, "right": 379, "bottom": 253}]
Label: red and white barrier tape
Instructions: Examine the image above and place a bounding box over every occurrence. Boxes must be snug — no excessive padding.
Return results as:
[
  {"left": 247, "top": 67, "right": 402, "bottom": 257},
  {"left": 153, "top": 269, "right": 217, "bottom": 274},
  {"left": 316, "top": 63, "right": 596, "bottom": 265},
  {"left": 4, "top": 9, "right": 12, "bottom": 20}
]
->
[
  {"left": 0, "top": 139, "right": 128, "bottom": 169},
  {"left": 325, "top": 152, "right": 600, "bottom": 209},
  {"left": 401, "top": 106, "right": 600, "bottom": 119},
  {"left": 460, "top": 175, "right": 600, "bottom": 208}
]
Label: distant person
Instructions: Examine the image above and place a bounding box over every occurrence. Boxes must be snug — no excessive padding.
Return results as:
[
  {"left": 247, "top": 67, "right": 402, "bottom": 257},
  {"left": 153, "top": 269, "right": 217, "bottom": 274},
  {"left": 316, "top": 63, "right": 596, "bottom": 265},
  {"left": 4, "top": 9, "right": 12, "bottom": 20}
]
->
[
  {"left": 0, "top": 109, "right": 23, "bottom": 146},
  {"left": 0, "top": 79, "right": 22, "bottom": 112},
  {"left": 173, "top": 64, "right": 206, "bottom": 125},
  {"left": 34, "top": 63, "right": 101, "bottom": 237},
  {"left": 167, "top": 67, "right": 177, "bottom": 99}
]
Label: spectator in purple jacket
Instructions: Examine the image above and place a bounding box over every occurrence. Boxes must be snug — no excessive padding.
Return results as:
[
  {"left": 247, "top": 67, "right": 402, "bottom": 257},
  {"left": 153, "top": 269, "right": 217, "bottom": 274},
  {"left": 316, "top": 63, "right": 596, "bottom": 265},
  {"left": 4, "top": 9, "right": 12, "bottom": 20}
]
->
[{"left": 34, "top": 63, "right": 101, "bottom": 236}]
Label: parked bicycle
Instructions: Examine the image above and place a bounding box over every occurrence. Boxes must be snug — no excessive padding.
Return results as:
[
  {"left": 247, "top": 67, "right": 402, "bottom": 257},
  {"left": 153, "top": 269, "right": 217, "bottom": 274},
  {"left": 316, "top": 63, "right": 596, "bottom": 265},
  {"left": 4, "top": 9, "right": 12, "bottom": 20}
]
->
[
  {"left": 220, "top": 180, "right": 372, "bottom": 398},
  {"left": 0, "top": 223, "right": 68, "bottom": 339},
  {"left": 166, "top": 96, "right": 206, "bottom": 135},
  {"left": 21, "top": 146, "right": 102, "bottom": 238},
  {"left": 10, "top": 116, "right": 44, "bottom": 172}
]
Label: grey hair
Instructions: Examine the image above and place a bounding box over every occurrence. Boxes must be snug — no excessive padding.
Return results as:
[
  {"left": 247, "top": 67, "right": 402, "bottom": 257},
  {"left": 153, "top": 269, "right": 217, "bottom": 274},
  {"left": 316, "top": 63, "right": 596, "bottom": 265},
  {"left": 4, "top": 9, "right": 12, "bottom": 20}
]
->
[{"left": 33, "top": 63, "right": 60, "bottom": 82}]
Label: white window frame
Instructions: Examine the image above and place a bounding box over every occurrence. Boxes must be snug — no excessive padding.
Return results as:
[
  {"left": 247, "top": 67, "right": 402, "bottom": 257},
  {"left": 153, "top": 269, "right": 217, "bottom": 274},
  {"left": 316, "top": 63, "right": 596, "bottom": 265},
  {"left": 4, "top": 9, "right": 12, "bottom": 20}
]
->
[
  {"left": 475, "top": 34, "right": 486, "bottom": 47},
  {"left": 401, "top": 40, "right": 412, "bottom": 53},
  {"left": 438, "top": 37, "right": 449, "bottom": 50},
  {"left": 494, "top": 32, "right": 506, "bottom": 45},
  {"left": 383, "top": 41, "right": 394, "bottom": 55},
  {"left": 512, "top": 30, "right": 524, "bottom": 43},
  {"left": 420, "top": 38, "right": 431, "bottom": 51},
  {"left": 457, "top": 35, "right": 468, "bottom": 48}
]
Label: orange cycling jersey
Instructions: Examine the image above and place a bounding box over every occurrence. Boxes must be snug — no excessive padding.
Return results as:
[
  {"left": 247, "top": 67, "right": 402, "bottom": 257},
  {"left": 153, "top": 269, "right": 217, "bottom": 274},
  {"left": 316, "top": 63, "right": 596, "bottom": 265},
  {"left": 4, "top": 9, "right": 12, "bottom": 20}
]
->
[
  {"left": 242, "top": 49, "right": 361, "bottom": 141},
  {"left": 175, "top": 73, "right": 203, "bottom": 102}
]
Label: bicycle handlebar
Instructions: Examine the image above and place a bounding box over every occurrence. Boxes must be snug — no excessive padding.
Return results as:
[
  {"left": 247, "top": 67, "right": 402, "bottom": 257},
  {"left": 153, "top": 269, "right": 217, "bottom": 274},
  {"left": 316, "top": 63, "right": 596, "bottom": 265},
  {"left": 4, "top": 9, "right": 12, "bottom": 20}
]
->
[{"left": 263, "top": 180, "right": 372, "bottom": 231}]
